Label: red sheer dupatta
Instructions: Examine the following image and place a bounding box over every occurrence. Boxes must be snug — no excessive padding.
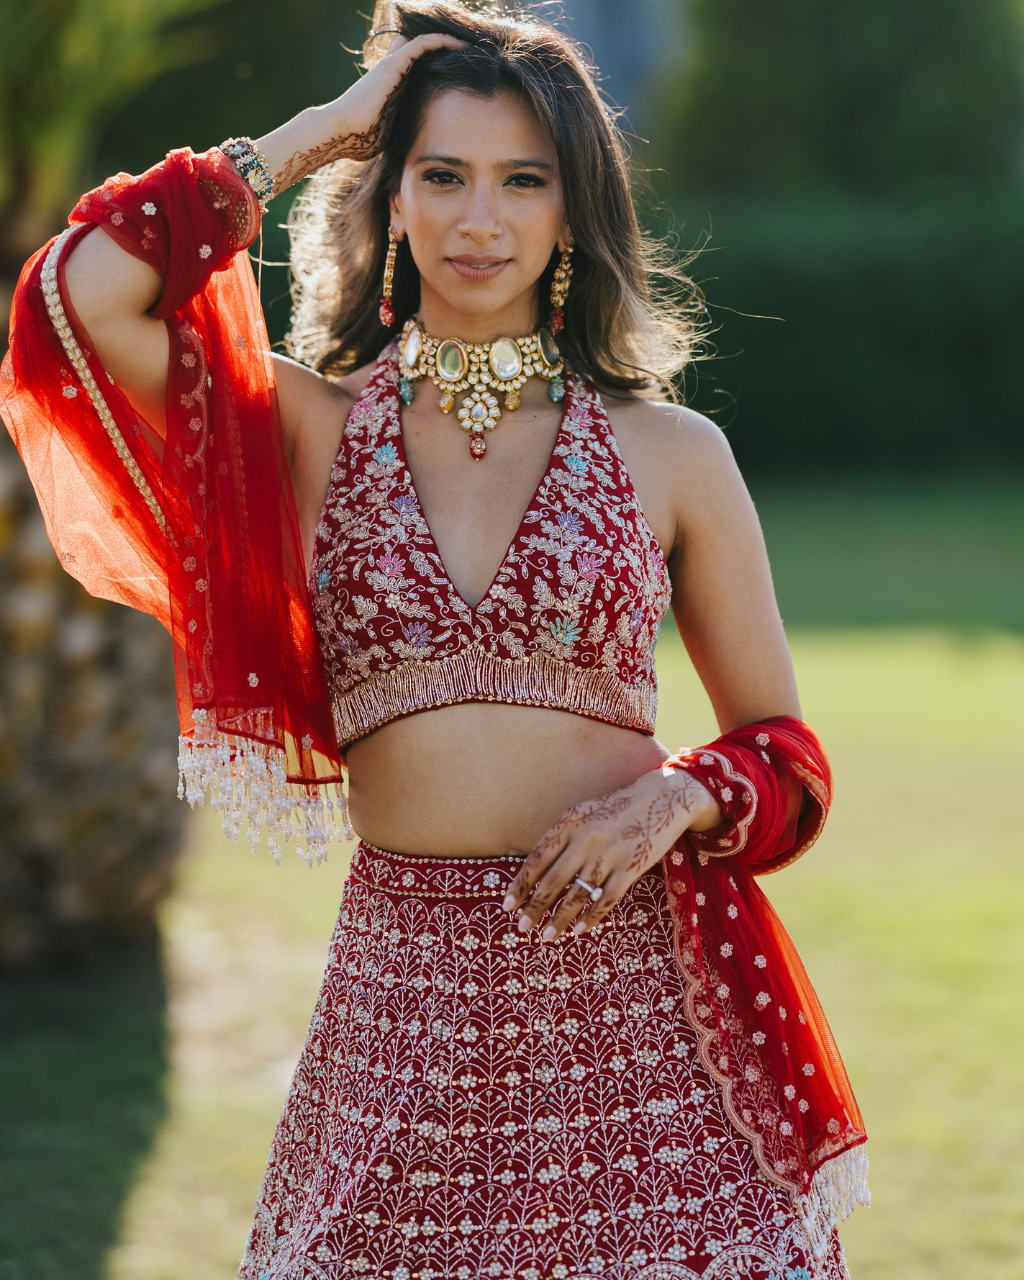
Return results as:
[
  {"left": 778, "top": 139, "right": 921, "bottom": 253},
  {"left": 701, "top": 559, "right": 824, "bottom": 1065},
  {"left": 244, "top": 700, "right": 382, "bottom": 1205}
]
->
[
  {"left": 0, "top": 147, "right": 346, "bottom": 863},
  {"left": 662, "top": 716, "right": 869, "bottom": 1255}
]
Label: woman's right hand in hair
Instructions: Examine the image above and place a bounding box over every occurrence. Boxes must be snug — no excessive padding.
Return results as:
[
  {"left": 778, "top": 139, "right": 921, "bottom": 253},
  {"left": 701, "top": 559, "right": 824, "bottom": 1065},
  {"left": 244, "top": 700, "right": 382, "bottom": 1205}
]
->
[
  {"left": 255, "top": 32, "right": 466, "bottom": 195},
  {"left": 63, "top": 34, "right": 462, "bottom": 481}
]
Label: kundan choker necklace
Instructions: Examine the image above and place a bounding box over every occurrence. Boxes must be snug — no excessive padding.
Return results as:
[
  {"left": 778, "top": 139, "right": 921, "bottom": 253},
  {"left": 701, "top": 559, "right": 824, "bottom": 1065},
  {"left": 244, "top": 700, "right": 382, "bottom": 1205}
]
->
[{"left": 397, "top": 318, "right": 566, "bottom": 461}]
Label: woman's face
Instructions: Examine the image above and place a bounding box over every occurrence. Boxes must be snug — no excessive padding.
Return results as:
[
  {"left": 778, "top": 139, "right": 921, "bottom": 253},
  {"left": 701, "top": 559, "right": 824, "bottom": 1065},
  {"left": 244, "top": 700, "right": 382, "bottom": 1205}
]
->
[{"left": 390, "top": 88, "right": 569, "bottom": 337}]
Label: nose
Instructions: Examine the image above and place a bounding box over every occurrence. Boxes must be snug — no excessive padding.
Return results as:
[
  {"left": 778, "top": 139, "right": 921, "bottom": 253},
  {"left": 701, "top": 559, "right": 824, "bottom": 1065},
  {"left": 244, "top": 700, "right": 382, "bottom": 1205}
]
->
[{"left": 456, "top": 180, "right": 503, "bottom": 245}]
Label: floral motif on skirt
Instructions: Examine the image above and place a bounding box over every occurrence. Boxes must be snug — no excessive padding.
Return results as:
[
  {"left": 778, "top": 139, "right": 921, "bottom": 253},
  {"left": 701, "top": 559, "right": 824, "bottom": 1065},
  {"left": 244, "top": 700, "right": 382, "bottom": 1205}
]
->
[{"left": 241, "top": 845, "right": 850, "bottom": 1280}]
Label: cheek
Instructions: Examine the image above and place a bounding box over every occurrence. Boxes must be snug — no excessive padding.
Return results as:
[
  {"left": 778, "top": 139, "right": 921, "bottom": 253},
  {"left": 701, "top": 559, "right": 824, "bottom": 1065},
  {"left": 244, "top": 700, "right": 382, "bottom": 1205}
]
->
[
  {"left": 508, "top": 193, "right": 564, "bottom": 253},
  {"left": 402, "top": 192, "right": 448, "bottom": 243}
]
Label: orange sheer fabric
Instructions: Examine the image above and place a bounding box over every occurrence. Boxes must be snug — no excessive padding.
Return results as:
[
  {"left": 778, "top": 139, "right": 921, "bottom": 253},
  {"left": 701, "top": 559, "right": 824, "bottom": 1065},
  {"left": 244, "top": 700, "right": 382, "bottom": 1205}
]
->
[{"left": 1, "top": 148, "right": 345, "bottom": 862}]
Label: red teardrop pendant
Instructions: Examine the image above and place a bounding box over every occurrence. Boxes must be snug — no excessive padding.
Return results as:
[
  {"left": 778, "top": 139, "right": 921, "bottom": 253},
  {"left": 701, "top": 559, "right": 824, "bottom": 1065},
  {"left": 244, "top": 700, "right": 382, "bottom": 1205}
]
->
[
  {"left": 379, "top": 298, "right": 395, "bottom": 327},
  {"left": 550, "top": 307, "right": 564, "bottom": 334}
]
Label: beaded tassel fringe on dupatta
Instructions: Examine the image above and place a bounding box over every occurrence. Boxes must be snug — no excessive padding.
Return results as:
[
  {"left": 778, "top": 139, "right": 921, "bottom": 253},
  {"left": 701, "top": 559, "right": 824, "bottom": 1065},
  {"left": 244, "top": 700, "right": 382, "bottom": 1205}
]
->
[{"left": 176, "top": 718, "right": 354, "bottom": 866}]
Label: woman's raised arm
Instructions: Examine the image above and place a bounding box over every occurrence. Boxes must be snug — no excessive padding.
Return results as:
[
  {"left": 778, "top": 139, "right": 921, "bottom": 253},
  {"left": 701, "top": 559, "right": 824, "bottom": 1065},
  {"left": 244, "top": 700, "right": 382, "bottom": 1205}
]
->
[
  {"left": 64, "top": 229, "right": 169, "bottom": 431},
  {"left": 254, "top": 32, "right": 465, "bottom": 194},
  {"left": 61, "top": 32, "right": 463, "bottom": 438}
]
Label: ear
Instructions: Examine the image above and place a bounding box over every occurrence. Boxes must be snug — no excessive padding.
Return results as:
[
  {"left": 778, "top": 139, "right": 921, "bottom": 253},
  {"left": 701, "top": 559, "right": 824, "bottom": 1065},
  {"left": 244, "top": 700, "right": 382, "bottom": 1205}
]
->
[
  {"left": 556, "top": 223, "right": 572, "bottom": 254},
  {"left": 389, "top": 191, "right": 406, "bottom": 240}
]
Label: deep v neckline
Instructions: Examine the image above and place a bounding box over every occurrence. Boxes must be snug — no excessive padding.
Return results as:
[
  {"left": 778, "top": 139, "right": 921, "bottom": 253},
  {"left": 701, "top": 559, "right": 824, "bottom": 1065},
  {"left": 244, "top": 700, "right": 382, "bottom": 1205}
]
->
[{"left": 389, "top": 362, "right": 573, "bottom": 616}]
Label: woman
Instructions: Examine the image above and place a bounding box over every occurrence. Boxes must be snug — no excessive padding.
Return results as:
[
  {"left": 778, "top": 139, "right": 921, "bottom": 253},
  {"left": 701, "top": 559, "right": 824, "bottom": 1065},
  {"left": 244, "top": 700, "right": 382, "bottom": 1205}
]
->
[{"left": 1, "top": 2, "right": 868, "bottom": 1277}]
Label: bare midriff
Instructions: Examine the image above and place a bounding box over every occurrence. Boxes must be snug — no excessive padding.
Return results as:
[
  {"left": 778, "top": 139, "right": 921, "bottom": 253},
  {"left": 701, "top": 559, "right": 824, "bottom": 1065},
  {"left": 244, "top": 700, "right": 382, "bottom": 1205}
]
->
[{"left": 345, "top": 702, "right": 669, "bottom": 858}]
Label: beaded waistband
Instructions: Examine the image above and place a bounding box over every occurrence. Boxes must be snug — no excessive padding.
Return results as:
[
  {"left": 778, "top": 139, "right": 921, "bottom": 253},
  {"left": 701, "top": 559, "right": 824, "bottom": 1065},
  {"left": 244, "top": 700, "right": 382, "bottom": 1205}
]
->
[{"left": 349, "top": 841, "right": 525, "bottom": 899}]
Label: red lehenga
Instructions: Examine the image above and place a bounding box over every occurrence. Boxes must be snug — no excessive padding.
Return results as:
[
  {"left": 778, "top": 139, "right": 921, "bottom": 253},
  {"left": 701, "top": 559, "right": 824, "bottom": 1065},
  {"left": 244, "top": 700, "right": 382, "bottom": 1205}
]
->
[
  {"left": 241, "top": 847, "right": 852, "bottom": 1280},
  {"left": 0, "top": 148, "right": 869, "bottom": 1280}
]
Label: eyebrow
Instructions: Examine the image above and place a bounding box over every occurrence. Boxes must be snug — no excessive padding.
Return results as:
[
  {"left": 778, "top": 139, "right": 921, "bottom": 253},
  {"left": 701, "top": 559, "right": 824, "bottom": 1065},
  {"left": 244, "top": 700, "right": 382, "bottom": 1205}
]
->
[{"left": 414, "top": 153, "right": 555, "bottom": 173}]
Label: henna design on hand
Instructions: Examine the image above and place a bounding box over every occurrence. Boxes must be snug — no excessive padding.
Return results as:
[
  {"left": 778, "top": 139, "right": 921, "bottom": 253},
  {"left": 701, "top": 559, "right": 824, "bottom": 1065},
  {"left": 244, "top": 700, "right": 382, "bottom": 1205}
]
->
[
  {"left": 509, "top": 795, "right": 631, "bottom": 910},
  {"left": 528, "top": 792, "right": 631, "bottom": 860},
  {"left": 557, "top": 792, "right": 633, "bottom": 833},
  {"left": 619, "top": 773, "right": 706, "bottom": 873},
  {"left": 272, "top": 83, "right": 403, "bottom": 193}
]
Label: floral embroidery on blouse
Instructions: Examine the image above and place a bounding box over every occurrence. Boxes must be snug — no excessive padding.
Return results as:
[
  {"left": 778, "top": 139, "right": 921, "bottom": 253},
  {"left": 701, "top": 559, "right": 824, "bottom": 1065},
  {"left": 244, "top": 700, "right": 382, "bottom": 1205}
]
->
[{"left": 310, "top": 349, "right": 672, "bottom": 749}]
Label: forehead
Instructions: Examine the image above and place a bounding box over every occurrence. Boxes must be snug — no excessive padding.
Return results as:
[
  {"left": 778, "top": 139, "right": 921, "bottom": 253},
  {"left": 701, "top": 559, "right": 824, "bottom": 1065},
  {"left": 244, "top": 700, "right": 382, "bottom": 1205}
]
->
[{"left": 409, "top": 89, "right": 556, "bottom": 167}]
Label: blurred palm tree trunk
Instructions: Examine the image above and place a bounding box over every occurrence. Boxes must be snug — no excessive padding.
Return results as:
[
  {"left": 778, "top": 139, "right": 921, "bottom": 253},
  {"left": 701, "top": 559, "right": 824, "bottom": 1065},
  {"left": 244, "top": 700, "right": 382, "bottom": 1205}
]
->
[
  {"left": 0, "top": 0, "right": 221, "bottom": 967},
  {"left": 0, "top": 439, "right": 185, "bottom": 966}
]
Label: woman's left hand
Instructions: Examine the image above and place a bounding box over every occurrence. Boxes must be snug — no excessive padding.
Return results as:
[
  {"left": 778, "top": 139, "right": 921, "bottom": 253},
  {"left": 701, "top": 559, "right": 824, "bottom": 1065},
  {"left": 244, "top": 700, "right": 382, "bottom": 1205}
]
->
[{"left": 502, "top": 765, "right": 721, "bottom": 940}]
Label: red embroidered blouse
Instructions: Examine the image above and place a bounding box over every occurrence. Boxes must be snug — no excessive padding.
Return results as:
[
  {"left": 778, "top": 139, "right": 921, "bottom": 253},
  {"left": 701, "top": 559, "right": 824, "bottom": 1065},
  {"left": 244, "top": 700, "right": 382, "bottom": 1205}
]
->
[{"left": 311, "top": 351, "right": 672, "bottom": 750}]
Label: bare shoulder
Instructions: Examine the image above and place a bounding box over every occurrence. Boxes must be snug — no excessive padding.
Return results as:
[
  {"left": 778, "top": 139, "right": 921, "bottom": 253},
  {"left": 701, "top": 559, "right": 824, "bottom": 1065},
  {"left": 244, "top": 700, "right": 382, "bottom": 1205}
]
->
[
  {"left": 602, "top": 395, "right": 744, "bottom": 545},
  {"left": 604, "top": 395, "right": 734, "bottom": 474},
  {"left": 333, "top": 360, "right": 379, "bottom": 402},
  {"left": 272, "top": 353, "right": 353, "bottom": 423},
  {"left": 272, "top": 354, "right": 380, "bottom": 464}
]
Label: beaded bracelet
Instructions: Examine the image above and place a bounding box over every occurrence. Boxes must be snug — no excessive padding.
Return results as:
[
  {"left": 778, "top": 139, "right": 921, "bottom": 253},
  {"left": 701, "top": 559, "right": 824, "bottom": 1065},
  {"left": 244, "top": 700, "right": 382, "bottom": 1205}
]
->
[{"left": 219, "top": 136, "right": 274, "bottom": 214}]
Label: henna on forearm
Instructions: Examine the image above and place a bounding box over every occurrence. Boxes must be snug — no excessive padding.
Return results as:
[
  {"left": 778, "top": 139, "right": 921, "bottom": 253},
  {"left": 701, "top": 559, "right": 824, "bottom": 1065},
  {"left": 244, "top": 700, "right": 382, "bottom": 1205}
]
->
[
  {"left": 267, "top": 83, "right": 403, "bottom": 194},
  {"left": 272, "top": 122, "right": 382, "bottom": 191},
  {"left": 254, "top": 32, "right": 469, "bottom": 197}
]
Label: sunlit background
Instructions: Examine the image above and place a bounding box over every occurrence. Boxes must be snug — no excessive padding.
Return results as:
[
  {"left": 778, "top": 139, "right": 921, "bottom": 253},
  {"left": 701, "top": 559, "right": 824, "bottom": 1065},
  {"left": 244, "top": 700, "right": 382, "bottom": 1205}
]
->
[{"left": 1, "top": 2, "right": 1022, "bottom": 1278}]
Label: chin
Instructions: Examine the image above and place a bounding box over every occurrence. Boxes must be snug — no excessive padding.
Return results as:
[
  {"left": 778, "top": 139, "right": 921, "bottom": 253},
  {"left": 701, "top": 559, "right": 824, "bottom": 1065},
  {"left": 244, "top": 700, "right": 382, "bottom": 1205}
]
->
[
  {"left": 438, "top": 284, "right": 528, "bottom": 323},
  {"left": 458, "top": 295, "right": 516, "bottom": 319}
]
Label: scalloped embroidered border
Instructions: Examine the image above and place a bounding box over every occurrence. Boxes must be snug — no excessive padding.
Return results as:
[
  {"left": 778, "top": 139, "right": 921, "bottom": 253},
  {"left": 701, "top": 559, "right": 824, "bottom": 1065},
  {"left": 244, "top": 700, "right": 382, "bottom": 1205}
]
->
[
  {"left": 679, "top": 747, "right": 758, "bottom": 858},
  {"left": 767, "top": 759, "right": 830, "bottom": 874},
  {"left": 663, "top": 865, "right": 869, "bottom": 1259},
  {"left": 40, "top": 226, "right": 167, "bottom": 536}
]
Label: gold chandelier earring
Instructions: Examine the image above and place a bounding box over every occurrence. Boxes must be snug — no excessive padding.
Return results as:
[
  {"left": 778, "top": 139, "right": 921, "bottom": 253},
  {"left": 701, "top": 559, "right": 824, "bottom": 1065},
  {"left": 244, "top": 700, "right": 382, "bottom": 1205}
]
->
[
  {"left": 379, "top": 227, "right": 398, "bottom": 328},
  {"left": 549, "top": 241, "right": 574, "bottom": 334}
]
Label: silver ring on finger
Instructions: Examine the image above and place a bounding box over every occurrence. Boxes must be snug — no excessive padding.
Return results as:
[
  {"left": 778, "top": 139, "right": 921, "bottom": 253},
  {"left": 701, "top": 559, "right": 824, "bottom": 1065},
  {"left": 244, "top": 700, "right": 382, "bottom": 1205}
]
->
[{"left": 573, "top": 876, "right": 603, "bottom": 903}]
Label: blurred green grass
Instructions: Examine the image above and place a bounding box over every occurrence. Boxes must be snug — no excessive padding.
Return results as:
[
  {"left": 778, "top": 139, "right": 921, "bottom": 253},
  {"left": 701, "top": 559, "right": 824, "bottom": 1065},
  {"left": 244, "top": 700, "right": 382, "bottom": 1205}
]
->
[
  {"left": 751, "top": 478, "right": 1023, "bottom": 631},
  {"left": 1, "top": 477, "right": 1022, "bottom": 1280},
  {"left": 657, "top": 624, "right": 1024, "bottom": 1280},
  {"left": 0, "top": 941, "right": 169, "bottom": 1280}
]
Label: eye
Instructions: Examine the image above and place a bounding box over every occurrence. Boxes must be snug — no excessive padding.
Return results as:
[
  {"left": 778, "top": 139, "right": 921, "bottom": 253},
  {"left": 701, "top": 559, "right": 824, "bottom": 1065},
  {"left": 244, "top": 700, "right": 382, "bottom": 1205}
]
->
[
  {"left": 505, "top": 172, "right": 546, "bottom": 189},
  {"left": 422, "top": 168, "right": 463, "bottom": 187}
]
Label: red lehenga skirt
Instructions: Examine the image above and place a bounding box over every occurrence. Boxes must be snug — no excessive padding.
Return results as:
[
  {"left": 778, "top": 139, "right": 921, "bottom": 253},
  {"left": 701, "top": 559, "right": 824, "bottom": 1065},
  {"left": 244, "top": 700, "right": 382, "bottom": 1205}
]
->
[{"left": 240, "top": 845, "right": 850, "bottom": 1280}]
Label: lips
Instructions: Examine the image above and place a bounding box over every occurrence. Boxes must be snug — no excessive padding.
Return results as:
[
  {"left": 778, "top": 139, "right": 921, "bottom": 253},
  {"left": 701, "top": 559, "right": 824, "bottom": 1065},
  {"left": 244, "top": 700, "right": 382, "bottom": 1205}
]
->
[{"left": 447, "top": 256, "right": 510, "bottom": 282}]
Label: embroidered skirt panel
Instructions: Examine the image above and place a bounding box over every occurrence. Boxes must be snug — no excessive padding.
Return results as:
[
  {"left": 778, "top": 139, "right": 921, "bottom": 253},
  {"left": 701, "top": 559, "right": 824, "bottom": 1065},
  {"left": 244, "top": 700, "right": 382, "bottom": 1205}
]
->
[{"left": 241, "top": 846, "right": 850, "bottom": 1280}]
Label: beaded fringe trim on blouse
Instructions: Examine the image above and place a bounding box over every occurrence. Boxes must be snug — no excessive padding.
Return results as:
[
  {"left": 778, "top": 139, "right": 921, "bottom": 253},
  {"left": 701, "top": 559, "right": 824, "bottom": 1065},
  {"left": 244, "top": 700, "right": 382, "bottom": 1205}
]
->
[
  {"left": 177, "top": 719, "right": 353, "bottom": 867},
  {"left": 332, "top": 646, "right": 658, "bottom": 752}
]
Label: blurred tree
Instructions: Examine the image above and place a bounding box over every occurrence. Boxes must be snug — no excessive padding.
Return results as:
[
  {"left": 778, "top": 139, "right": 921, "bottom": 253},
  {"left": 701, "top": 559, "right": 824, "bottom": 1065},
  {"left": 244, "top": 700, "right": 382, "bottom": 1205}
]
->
[
  {"left": 97, "top": 0, "right": 365, "bottom": 171},
  {"left": 96, "top": 0, "right": 367, "bottom": 346},
  {"left": 0, "top": 0, "right": 223, "bottom": 968},
  {"left": 662, "top": 0, "right": 1024, "bottom": 196},
  {"left": 0, "top": 0, "right": 368, "bottom": 967},
  {"left": 0, "top": 440, "right": 184, "bottom": 967},
  {"left": 0, "top": 0, "right": 221, "bottom": 284}
]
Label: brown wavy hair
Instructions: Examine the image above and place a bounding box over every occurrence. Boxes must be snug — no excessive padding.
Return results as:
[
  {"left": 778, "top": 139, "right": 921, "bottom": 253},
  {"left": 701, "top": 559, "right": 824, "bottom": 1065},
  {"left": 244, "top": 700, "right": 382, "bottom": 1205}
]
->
[{"left": 286, "top": 0, "right": 703, "bottom": 398}]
